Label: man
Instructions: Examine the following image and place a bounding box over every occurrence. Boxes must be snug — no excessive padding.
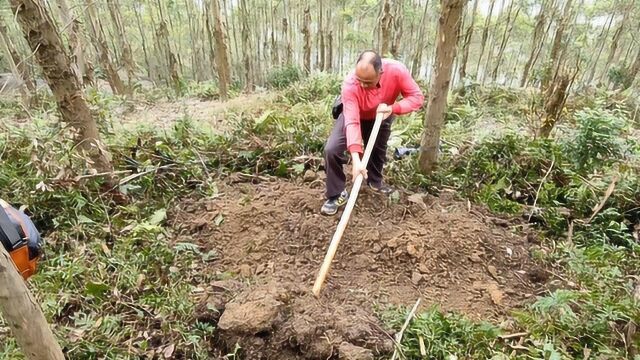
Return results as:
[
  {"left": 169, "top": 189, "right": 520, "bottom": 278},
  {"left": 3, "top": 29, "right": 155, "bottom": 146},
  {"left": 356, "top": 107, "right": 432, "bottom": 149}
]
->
[{"left": 321, "top": 50, "right": 425, "bottom": 215}]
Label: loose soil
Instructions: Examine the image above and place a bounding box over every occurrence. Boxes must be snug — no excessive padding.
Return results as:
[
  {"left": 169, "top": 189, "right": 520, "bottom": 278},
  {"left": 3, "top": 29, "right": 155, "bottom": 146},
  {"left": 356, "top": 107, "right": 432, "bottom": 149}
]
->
[{"left": 170, "top": 174, "right": 546, "bottom": 359}]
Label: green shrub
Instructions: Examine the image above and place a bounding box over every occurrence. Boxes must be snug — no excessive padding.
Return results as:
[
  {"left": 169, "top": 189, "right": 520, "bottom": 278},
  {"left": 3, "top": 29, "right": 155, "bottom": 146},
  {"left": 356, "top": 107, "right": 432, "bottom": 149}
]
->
[
  {"left": 280, "top": 72, "right": 341, "bottom": 104},
  {"left": 266, "top": 64, "right": 302, "bottom": 89},
  {"left": 564, "top": 108, "right": 630, "bottom": 172}
]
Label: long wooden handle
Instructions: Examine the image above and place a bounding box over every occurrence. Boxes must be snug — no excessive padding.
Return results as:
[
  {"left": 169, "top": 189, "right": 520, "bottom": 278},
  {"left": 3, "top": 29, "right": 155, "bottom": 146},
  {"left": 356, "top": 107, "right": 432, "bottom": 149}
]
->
[{"left": 312, "top": 112, "right": 385, "bottom": 297}]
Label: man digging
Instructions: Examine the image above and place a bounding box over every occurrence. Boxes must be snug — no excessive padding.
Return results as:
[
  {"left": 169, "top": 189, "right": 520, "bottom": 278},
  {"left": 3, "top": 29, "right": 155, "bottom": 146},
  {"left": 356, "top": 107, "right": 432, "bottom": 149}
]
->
[{"left": 321, "top": 50, "right": 425, "bottom": 215}]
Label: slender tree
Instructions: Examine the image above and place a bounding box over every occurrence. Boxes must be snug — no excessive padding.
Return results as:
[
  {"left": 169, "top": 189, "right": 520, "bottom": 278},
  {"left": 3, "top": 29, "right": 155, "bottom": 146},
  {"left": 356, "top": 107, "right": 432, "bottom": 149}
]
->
[
  {"left": 419, "top": 0, "right": 465, "bottom": 173},
  {"left": 302, "top": 5, "right": 311, "bottom": 73},
  {"left": 239, "top": 0, "right": 254, "bottom": 90},
  {"left": 55, "top": 0, "right": 87, "bottom": 85},
  {"left": 459, "top": 0, "right": 479, "bottom": 81},
  {"left": 210, "top": 0, "right": 231, "bottom": 99},
  {"left": 9, "top": 0, "right": 115, "bottom": 179},
  {"left": 475, "top": 0, "right": 496, "bottom": 77},
  {"left": 0, "top": 17, "right": 35, "bottom": 106},
  {"left": 411, "top": 1, "right": 430, "bottom": 77},
  {"left": 107, "top": 0, "right": 136, "bottom": 87},
  {"left": 491, "top": 0, "right": 520, "bottom": 83},
  {"left": 84, "top": 0, "right": 126, "bottom": 94},
  {"left": 521, "top": 0, "right": 550, "bottom": 87}
]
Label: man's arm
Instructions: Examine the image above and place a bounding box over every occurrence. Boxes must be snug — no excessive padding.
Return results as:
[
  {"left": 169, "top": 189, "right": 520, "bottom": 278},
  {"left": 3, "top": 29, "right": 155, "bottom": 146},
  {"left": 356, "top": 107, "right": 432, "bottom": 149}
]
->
[
  {"left": 390, "top": 64, "right": 425, "bottom": 115},
  {"left": 342, "top": 88, "right": 363, "bottom": 154}
]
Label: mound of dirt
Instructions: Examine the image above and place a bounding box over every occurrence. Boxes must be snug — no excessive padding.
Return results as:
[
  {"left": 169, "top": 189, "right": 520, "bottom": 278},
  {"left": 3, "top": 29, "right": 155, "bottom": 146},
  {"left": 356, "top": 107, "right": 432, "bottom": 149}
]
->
[{"left": 170, "top": 175, "right": 543, "bottom": 359}]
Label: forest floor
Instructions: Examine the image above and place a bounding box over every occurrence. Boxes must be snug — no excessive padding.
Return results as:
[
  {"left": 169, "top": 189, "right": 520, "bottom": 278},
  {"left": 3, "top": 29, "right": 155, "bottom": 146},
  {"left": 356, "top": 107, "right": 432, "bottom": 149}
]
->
[
  {"left": 1, "top": 77, "right": 638, "bottom": 359},
  {"left": 115, "top": 91, "right": 277, "bottom": 132},
  {"left": 168, "top": 175, "right": 546, "bottom": 358}
]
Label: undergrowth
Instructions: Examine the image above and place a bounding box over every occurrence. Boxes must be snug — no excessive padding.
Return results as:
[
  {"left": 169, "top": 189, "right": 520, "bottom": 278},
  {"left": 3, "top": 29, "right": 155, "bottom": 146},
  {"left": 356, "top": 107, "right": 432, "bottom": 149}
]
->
[{"left": 0, "top": 75, "right": 639, "bottom": 359}]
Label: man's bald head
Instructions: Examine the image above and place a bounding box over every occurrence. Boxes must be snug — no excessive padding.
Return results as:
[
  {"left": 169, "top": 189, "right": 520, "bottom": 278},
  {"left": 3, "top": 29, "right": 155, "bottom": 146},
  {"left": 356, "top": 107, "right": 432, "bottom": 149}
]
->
[{"left": 355, "top": 50, "right": 382, "bottom": 88}]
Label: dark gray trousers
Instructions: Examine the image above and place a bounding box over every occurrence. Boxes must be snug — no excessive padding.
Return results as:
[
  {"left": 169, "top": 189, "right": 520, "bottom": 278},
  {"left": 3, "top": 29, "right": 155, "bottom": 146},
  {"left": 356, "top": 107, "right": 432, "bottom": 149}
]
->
[{"left": 323, "top": 113, "right": 394, "bottom": 199}]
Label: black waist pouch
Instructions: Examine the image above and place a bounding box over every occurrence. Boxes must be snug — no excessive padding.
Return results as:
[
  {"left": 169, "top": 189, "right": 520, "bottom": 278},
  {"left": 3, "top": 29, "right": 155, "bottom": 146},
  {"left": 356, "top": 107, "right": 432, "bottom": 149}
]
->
[{"left": 332, "top": 95, "right": 343, "bottom": 120}]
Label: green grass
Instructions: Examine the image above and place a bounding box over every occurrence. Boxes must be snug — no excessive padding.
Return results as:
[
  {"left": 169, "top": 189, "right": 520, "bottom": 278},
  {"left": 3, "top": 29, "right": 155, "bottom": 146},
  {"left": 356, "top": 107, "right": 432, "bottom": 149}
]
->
[{"left": 1, "top": 76, "right": 639, "bottom": 359}]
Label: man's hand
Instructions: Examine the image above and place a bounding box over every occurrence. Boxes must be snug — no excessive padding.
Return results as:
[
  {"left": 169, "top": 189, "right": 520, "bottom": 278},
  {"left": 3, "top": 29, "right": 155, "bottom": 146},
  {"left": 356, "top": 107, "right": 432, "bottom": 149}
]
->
[
  {"left": 351, "top": 152, "right": 367, "bottom": 182},
  {"left": 377, "top": 103, "right": 393, "bottom": 120}
]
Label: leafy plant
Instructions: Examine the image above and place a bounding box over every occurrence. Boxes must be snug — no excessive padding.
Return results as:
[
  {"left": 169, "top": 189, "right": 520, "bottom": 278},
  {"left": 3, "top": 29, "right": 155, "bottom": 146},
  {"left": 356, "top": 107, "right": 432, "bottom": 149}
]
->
[{"left": 266, "top": 64, "right": 302, "bottom": 89}]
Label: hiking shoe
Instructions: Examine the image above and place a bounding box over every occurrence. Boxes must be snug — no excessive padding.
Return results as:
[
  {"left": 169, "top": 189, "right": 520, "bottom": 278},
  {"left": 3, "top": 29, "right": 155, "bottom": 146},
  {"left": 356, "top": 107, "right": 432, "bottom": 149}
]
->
[
  {"left": 321, "top": 190, "right": 348, "bottom": 215},
  {"left": 368, "top": 182, "right": 394, "bottom": 196}
]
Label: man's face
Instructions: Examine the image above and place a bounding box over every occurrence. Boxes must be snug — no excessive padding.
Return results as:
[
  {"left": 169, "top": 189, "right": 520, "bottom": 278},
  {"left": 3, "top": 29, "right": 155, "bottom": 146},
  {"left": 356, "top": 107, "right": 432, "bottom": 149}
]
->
[{"left": 355, "top": 67, "right": 381, "bottom": 89}]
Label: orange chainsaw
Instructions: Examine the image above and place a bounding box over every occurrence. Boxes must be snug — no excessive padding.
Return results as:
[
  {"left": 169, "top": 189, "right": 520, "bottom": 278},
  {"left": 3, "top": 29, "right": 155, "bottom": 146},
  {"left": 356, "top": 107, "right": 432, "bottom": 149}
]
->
[{"left": 0, "top": 199, "right": 43, "bottom": 280}]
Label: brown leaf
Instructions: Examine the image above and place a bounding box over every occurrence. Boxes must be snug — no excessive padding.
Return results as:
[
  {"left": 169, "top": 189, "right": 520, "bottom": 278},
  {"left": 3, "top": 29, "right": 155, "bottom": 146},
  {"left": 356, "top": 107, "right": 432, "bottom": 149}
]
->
[
  {"left": 487, "top": 283, "right": 504, "bottom": 305},
  {"left": 408, "top": 193, "right": 427, "bottom": 210},
  {"left": 487, "top": 265, "right": 499, "bottom": 279},
  {"left": 407, "top": 243, "right": 419, "bottom": 257},
  {"left": 163, "top": 344, "right": 175, "bottom": 358},
  {"left": 137, "top": 274, "right": 146, "bottom": 288},
  {"left": 69, "top": 329, "right": 85, "bottom": 343},
  {"left": 101, "top": 243, "right": 111, "bottom": 256},
  {"left": 411, "top": 271, "right": 422, "bottom": 285}
]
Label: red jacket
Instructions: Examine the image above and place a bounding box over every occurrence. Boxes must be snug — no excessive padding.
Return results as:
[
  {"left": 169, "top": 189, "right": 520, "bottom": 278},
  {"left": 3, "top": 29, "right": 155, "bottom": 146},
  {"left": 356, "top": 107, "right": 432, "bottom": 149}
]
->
[{"left": 341, "top": 59, "right": 424, "bottom": 154}]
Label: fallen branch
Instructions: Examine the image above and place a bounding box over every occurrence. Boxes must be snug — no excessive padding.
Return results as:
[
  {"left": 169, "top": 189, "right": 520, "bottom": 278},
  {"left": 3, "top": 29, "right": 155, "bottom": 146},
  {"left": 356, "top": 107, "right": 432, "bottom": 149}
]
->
[
  {"left": 118, "top": 164, "right": 175, "bottom": 186},
  {"left": 528, "top": 158, "right": 555, "bottom": 222},
  {"left": 391, "top": 298, "right": 421, "bottom": 360},
  {"left": 587, "top": 175, "right": 619, "bottom": 223},
  {"left": 418, "top": 335, "right": 426, "bottom": 357},
  {"left": 499, "top": 332, "right": 529, "bottom": 340},
  {"left": 567, "top": 220, "right": 574, "bottom": 247},
  {"left": 73, "top": 169, "right": 131, "bottom": 181}
]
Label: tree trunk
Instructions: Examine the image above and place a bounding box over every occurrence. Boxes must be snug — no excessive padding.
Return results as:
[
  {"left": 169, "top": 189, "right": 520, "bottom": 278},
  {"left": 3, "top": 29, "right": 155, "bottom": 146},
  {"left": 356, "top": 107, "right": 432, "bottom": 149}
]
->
[
  {"left": 379, "top": 0, "right": 392, "bottom": 56},
  {"left": 601, "top": 10, "right": 627, "bottom": 83},
  {"left": 302, "top": 5, "right": 311, "bottom": 74},
  {"left": 239, "top": 0, "right": 254, "bottom": 91},
  {"left": 204, "top": 1, "right": 217, "bottom": 80},
  {"left": 134, "top": 2, "right": 152, "bottom": 79},
  {"left": 0, "top": 245, "right": 64, "bottom": 360},
  {"left": 318, "top": 0, "right": 325, "bottom": 71},
  {"left": 268, "top": 3, "right": 278, "bottom": 68},
  {"left": 622, "top": 47, "right": 640, "bottom": 90},
  {"left": 475, "top": 0, "right": 496, "bottom": 77},
  {"left": 327, "top": 30, "right": 333, "bottom": 72},
  {"left": 156, "top": 21, "right": 182, "bottom": 94},
  {"left": 85, "top": 0, "right": 126, "bottom": 94},
  {"left": 55, "top": 0, "right": 86, "bottom": 85},
  {"left": 169, "top": 3, "right": 186, "bottom": 79},
  {"left": 10, "top": 0, "right": 115, "bottom": 178},
  {"left": 411, "top": 1, "right": 430, "bottom": 77},
  {"left": 283, "top": 16, "right": 292, "bottom": 64},
  {"left": 184, "top": 0, "right": 199, "bottom": 81},
  {"left": 543, "top": 0, "right": 573, "bottom": 90},
  {"left": 418, "top": 0, "right": 465, "bottom": 174},
  {"left": 481, "top": 0, "right": 504, "bottom": 85},
  {"left": 390, "top": 0, "right": 403, "bottom": 58},
  {"left": 585, "top": 13, "right": 614, "bottom": 85},
  {"left": 338, "top": 1, "right": 344, "bottom": 72},
  {"left": 520, "top": 0, "right": 549, "bottom": 87},
  {"left": 106, "top": 0, "right": 136, "bottom": 88},
  {"left": 209, "top": 0, "right": 231, "bottom": 99},
  {"left": 539, "top": 74, "right": 571, "bottom": 138},
  {"left": 0, "top": 18, "right": 34, "bottom": 106},
  {"left": 147, "top": 0, "right": 166, "bottom": 84},
  {"left": 153, "top": 0, "right": 181, "bottom": 94},
  {"left": 458, "top": 0, "right": 478, "bottom": 81},
  {"left": 491, "top": 1, "right": 519, "bottom": 83}
]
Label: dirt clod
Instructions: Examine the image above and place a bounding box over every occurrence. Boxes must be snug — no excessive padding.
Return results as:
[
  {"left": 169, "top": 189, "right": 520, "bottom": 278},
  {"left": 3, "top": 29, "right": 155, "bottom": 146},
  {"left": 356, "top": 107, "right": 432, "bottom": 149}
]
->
[
  {"left": 218, "top": 295, "right": 283, "bottom": 335},
  {"left": 339, "top": 342, "right": 374, "bottom": 360},
  {"left": 303, "top": 170, "right": 317, "bottom": 182}
]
